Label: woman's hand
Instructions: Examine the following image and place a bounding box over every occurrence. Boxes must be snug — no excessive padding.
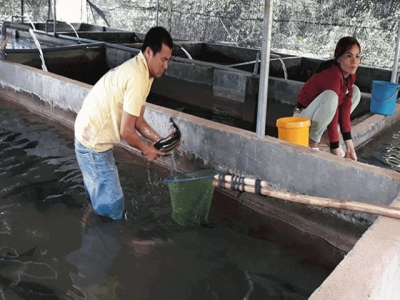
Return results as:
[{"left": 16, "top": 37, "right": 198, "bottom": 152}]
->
[
  {"left": 331, "top": 147, "right": 344, "bottom": 157},
  {"left": 331, "top": 140, "right": 357, "bottom": 161},
  {"left": 344, "top": 140, "right": 357, "bottom": 161}
]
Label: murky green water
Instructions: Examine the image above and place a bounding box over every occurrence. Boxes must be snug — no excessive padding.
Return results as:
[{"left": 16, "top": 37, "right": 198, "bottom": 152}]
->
[{"left": 0, "top": 98, "right": 342, "bottom": 299}]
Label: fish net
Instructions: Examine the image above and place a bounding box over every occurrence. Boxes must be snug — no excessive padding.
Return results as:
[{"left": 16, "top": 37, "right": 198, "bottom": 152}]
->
[{"left": 164, "top": 170, "right": 220, "bottom": 227}]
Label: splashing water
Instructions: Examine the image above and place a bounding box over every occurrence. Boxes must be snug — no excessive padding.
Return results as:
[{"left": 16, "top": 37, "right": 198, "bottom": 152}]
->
[
  {"left": 65, "top": 22, "right": 79, "bottom": 39},
  {"left": 277, "top": 56, "right": 288, "bottom": 80},
  {"left": 180, "top": 47, "right": 193, "bottom": 60},
  {"left": 24, "top": 19, "right": 36, "bottom": 30},
  {"left": 270, "top": 54, "right": 288, "bottom": 80},
  {"left": 28, "top": 28, "right": 48, "bottom": 72}
]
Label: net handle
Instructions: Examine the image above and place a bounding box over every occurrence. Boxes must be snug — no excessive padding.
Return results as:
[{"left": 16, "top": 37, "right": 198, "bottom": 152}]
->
[
  {"left": 213, "top": 174, "right": 400, "bottom": 221},
  {"left": 164, "top": 170, "right": 221, "bottom": 183}
]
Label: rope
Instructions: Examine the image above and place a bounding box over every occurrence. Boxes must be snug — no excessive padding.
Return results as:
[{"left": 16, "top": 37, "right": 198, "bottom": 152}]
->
[
  {"left": 255, "top": 179, "right": 261, "bottom": 195},
  {"left": 229, "top": 175, "right": 244, "bottom": 191},
  {"left": 218, "top": 174, "right": 226, "bottom": 188}
]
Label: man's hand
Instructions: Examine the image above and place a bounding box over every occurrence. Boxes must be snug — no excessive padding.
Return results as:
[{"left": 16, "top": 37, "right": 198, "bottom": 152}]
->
[
  {"left": 120, "top": 108, "right": 163, "bottom": 161},
  {"left": 142, "top": 143, "right": 166, "bottom": 161}
]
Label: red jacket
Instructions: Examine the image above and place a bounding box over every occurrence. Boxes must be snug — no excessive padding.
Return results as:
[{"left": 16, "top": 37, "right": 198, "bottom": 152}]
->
[{"left": 296, "top": 64, "right": 356, "bottom": 144}]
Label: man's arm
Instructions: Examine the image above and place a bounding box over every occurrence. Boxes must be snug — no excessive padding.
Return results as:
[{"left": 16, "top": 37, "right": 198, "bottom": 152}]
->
[
  {"left": 120, "top": 106, "right": 165, "bottom": 161},
  {"left": 134, "top": 106, "right": 162, "bottom": 142}
]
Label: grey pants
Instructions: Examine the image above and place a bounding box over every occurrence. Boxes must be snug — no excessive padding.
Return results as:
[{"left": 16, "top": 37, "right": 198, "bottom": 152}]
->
[{"left": 294, "top": 86, "right": 361, "bottom": 143}]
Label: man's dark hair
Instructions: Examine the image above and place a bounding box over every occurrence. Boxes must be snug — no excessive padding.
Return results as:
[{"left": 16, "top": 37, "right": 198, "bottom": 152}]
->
[{"left": 141, "top": 27, "right": 173, "bottom": 54}]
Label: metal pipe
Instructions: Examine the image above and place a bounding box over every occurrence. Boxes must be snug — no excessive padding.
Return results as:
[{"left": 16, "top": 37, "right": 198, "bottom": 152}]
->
[
  {"left": 256, "top": 0, "right": 274, "bottom": 138},
  {"left": 4, "top": 42, "right": 106, "bottom": 54},
  {"left": 2, "top": 21, "right": 32, "bottom": 40},
  {"left": 253, "top": 52, "right": 260, "bottom": 75},
  {"left": 52, "top": 0, "right": 57, "bottom": 36},
  {"left": 0, "top": 37, "right": 7, "bottom": 59},
  {"left": 228, "top": 60, "right": 257, "bottom": 68},
  {"left": 7, "top": 23, "right": 31, "bottom": 31},
  {"left": 1, "top": 21, "right": 10, "bottom": 40},
  {"left": 0, "top": 49, "right": 6, "bottom": 60},
  {"left": 391, "top": 22, "right": 400, "bottom": 83}
]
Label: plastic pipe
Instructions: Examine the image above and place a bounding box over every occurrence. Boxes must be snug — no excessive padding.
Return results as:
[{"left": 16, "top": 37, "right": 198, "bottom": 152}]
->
[{"left": 391, "top": 22, "right": 400, "bottom": 83}]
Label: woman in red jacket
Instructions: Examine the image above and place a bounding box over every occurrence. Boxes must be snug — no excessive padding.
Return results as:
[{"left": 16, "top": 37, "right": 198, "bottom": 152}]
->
[{"left": 294, "top": 36, "right": 361, "bottom": 160}]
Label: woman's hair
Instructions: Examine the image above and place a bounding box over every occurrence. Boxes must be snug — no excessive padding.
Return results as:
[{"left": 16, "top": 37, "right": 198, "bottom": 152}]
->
[
  {"left": 315, "top": 36, "right": 361, "bottom": 72},
  {"left": 141, "top": 26, "right": 173, "bottom": 54},
  {"left": 333, "top": 36, "right": 361, "bottom": 64}
]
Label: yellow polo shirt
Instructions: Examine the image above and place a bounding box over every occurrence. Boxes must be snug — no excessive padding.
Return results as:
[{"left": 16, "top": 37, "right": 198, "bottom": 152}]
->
[{"left": 74, "top": 52, "right": 154, "bottom": 152}]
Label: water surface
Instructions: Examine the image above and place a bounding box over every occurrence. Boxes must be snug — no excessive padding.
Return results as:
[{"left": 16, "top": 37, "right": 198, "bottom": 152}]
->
[
  {"left": 358, "top": 120, "right": 400, "bottom": 173},
  {"left": 0, "top": 98, "right": 339, "bottom": 299}
]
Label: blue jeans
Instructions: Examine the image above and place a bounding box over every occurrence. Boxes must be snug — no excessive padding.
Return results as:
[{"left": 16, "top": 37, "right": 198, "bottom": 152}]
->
[{"left": 74, "top": 138, "right": 125, "bottom": 220}]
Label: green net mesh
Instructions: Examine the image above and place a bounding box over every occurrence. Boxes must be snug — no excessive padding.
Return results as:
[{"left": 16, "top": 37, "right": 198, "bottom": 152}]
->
[{"left": 164, "top": 170, "right": 220, "bottom": 227}]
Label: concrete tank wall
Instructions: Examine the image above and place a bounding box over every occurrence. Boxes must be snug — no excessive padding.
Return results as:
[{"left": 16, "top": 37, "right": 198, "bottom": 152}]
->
[
  {"left": 310, "top": 195, "right": 400, "bottom": 299},
  {"left": 1, "top": 59, "right": 400, "bottom": 226}
]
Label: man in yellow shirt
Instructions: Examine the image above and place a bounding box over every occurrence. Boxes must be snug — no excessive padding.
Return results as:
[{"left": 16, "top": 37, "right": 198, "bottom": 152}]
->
[{"left": 74, "top": 27, "right": 173, "bottom": 220}]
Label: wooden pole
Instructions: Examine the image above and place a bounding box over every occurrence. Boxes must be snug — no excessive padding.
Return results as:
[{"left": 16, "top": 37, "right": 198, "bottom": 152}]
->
[
  {"left": 214, "top": 174, "right": 268, "bottom": 188},
  {"left": 213, "top": 178, "right": 400, "bottom": 221}
]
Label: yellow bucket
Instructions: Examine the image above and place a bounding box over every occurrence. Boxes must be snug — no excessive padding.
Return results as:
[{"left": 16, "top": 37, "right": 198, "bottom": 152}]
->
[{"left": 276, "top": 116, "right": 311, "bottom": 147}]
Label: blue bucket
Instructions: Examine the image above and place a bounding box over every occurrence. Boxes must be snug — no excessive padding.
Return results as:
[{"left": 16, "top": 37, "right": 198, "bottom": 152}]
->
[{"left": 370, "top": 80, "right": 400, "bottom": 116}]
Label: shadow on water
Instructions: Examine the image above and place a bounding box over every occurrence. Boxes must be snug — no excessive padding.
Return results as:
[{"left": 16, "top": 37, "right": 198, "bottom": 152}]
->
[{"left": 0, "top": 97, "right": 345, "bottom": 299}]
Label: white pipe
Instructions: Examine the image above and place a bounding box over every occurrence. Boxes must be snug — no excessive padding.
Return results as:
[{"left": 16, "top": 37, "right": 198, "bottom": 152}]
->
[
  {"left": 52, "top": 0, "right": 57, "bottom": 36},
  {"left": 256, "top": 0, "right": 273, "bottom": 138},
  {"left": 391, "top": 22, "right": 400, "bottom": 83}
]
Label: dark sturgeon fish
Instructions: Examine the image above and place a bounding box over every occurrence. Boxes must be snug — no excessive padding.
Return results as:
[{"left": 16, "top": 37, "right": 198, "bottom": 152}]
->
[{"left": 154, "top": 119, "right": 181, "bottom": 153}]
